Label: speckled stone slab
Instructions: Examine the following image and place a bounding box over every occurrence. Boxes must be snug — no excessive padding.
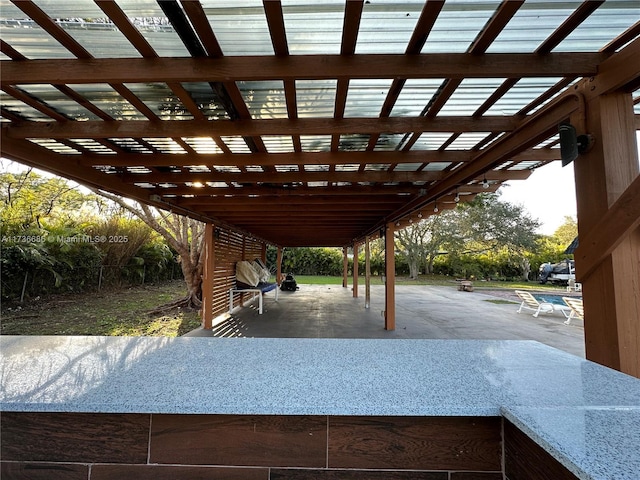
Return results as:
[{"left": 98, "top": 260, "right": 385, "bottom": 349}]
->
[
  {"left": 503, "top": 406, "right": 640, "bottom": 480},
  {"left": 2, "top": 336, "right": 640, "bottom": 479}
]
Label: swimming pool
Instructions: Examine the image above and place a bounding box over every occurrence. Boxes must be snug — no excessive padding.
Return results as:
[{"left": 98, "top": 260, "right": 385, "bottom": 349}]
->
[{"left": 534, "top": 294, "right": 581, "bottom": 306}]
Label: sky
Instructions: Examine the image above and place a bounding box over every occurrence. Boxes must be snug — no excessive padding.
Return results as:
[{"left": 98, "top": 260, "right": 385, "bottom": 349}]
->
[{"left": 499, "top": 161, "right": 576, "bottom": 236}]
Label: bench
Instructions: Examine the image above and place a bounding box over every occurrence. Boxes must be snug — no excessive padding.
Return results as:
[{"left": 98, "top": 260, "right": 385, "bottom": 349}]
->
[{"left": 229, "top": 282, "right": 279, "bottom": 315}]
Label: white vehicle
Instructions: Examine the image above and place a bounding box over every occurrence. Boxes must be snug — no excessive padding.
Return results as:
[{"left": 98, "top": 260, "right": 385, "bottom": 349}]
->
[{"left": 539, "top": 259, "right": 575, "bottom": 285}]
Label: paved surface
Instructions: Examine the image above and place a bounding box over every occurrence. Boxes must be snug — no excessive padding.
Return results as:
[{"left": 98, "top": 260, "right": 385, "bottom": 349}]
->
[{"left": 186, "top": 284, "right": 585, "bottom": 357}]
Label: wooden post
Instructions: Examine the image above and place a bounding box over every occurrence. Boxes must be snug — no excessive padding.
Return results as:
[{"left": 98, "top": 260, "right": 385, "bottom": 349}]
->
[
  {"left": 201, "top": 223, "right": 216, "bottom": 330},
  {"left": 573, "top": 90, "right": 640, "bottom": 377},
  {"left": 261, "top": 242, "right": 267, "bottom": 263},
  {"left": 352, "top": 243, "right": 359, "bottom": 298},
  {"left": 385, "top": 222, "right": 396, "bottom": 330},
  {"left": 365, "top": 236, "right": 371, "bottom": 309},
  {"left": 342, "top": 247, "right": 348, "bottom": 288},
  {"left": 276, "top": 246, "right": 283, "bottom": 285}
]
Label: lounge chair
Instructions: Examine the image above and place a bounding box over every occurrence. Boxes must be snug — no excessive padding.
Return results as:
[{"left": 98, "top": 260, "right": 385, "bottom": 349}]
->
[
  {"left": 515, "top": 290, "right": 555, "bottom": 317},
  {"left": 562, "top": 297, "right": 584, "bottom": 325}
]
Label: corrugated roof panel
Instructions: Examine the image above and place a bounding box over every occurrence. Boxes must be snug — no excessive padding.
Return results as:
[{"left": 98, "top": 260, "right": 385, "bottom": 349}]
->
[
  {"left": 355, "top": 0, "right": 423, "bottom": 54},
  {"left": 282, "top": 0, "right": 344, "bottom": 54},
  {"left": 344, "top": 79, "right": 393, "bottom": 117},
  {"left": 236, "top": 81, "right": 288, "bottom": 119},
  {"left": 296, "top": 80, "right": 337, "bottom": 118},
  {"left": 391, "top": 79, "right": 445, "bottom": 117},
  {"left": 422, "top": 0, "right": 501, "bottom": 53},
  {"left": 438, "top": 78, "right": 506, "bottom": 116},
  {"left": 198, "top": 0, "right": 274, "bottom": 55}
]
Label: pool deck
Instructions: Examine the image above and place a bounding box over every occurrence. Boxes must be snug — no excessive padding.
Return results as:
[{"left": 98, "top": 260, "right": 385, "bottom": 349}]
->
[{"left": 188, "top": 284, "right": 585, "bottom": 357}]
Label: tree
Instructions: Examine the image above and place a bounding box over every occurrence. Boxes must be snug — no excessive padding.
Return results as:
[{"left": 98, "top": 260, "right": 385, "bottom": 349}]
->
[
  {"left": 553, "top": 216, "right": 578, "bottom": 247},
  {"left": 396, "top": 211, "right": 463, "bottom": 279},
  {"left": 456, "top": 194, "right": 540, "bottom": 280},
  {"left": 93, "top": 190, "right": 205, "bottom": 309},
  {"left": 394, "top": 193, "right": 540, "bottom": 281},
  {"left": 1, "top": 169, "right": 96, "bottom": 234}
]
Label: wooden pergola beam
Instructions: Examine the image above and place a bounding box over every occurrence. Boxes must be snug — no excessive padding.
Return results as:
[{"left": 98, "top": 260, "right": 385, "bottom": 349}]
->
[
  {"left": 78, "top": 150, "right": 473, "bottom": 167},
  {"left": 574, "top": 173, "right": 640, "bottom": 282},
  {"left": 122, "top": 169, "right": 528, "bottom": 185},
  {"left": 0, "top": 53, "right": 607, "bottom": 85},
  {"left": 4, "top": 116, "right": 517, "bottom": 139}
]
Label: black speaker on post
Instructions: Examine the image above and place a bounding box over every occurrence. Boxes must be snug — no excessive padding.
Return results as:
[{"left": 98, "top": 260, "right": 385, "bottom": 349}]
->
[
  {"left": 559, "top": 123, "right": 593, "bottom": 167},
  {"left": 559, "top": 123, "right": 578, "bottom": 166}
]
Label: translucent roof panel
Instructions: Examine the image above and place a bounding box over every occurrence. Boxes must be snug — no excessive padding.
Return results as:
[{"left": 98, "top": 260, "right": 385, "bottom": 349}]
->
[
  {"left": 0, "top": 89, "right": 59, "bottom": 121},
  {"left": 14, "top": 84, "right": 102, "bottom": 121},
  {"left": 393, "top": 163, "right": 424, "bottom": 172},
  {"left": 27, "top": 0, "right": 140, "bottom": 58},
  {"left": 198, "top": 0, "right": 274, "bottom": 55},
  {"left": 236, "top": 81, "right": 288, "bottom": 119},
  {"left": 263, "top": 135, "right": 294, "bottom": 153},
  {"left": 355, "top": 0, "right": 423, "bottom": 54},
  {"left": 448, "top": 132, "right": 492, "bottom": 150},
  {"left": 553, "top": 1, "right": 640, "bottom": 52},
  {"left": 487, "top": 1, "right": 579, "bottom": 52},
  {"left": 220, "top": 136, "right": 251, "bottom": 154},
  {"left": 485, "top": 78, "right": 564, "bottom": 116},
  {"left": 438, "top": 78, "right": 506, "bottom": 116},
  {"left": 374, "top": 133, "right": 404, "bottom": 151},
  {"left": 28, "top": 138, "right": 80, "bottom": 155},
  {"left": 344, "top": 80, "right": 393, "bottom": 118},
  {"left": 67, "top": 84, "right": 147, "bottom": 120},
  {"left": 123, "top": 83, "right": 193, "bottom": 120},
  {"left": 300, "top": 135, "right": 332, "bottom": 152},
  {"left": 70, "top": 139, "right": 116, "bottom": 155},
  {"left": 391, "top": 79, "right": 445, "bottom": 117},
  {"left": 114, "top": 0, "right": 190, "bottom": 56},
  {"left": 338, "top": 134, "right": 369, "bottom": 151},
  {"left": 181, "top": 83, "right": 230, "bottom": 120},
  {"left": 421, "top": 162, "right": 452, "bottom": 171},
  {"left": 109, "top": 138, "right": 153, "bottom": 154},
  {"left": 182, "top": 137, "right": 224, "bottom": 154},
  {"left": 0, "top": 1, "right": 76, "bottom": 59},
  {"left": 142, "top": 138, "right": 187, "bottom": 154},
  {"left": 411, "top": 133, "right": 455, "bottom": 151},
  {"left": 422, "top": 1, "right": 501, "bottom": 53},
  {"left": 282, "top": 0, "right": 344, "bottom": 54},
  {"left": 296, "top": 80, "right": 337, "bottom": 118}
]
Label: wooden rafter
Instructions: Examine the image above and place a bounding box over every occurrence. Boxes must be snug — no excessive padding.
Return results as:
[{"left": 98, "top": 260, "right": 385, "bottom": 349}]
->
[{"left": 0, "top": 53, "right": 607, "bottom": 85}]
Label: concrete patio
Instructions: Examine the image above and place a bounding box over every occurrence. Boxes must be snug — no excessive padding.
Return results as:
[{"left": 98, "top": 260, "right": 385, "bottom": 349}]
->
[{"left": 187, "top": 284, "right": 585, "bottom": 358}]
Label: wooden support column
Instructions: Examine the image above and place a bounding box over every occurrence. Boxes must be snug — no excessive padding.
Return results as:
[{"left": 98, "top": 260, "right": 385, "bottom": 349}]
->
[
  {"left": 201, "top": 223, "right": 215, "bottom": 330},
  {"left": 353, "top": 243, "right": 359, "bottom": 298},
  {"left": 385, "top": 222, "right": 396, "bottom": 331},
  {"left": 261, "top": 242, "right": 267, "bottom": 263},
  {"left": 365, "top": 236, "right": 371, "bottom": 309},
  {"left": 573, "top": 90, "right": 640, "bottom": 377},
  {"left": 342, "top": 247, "right": 348, "bottom": 288},
  {"left": 276, "top": 246, "right": 283, "bottom": 285}
]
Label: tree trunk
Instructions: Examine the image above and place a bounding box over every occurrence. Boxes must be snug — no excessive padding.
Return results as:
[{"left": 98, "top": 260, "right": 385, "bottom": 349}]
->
[{"left": 520, "top": 257, "right": 531, "bottom": 282}]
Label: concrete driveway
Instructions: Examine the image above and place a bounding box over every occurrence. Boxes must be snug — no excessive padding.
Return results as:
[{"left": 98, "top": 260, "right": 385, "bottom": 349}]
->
[{"left": 187, "top": 284, "right": 585, "bottom": 358}]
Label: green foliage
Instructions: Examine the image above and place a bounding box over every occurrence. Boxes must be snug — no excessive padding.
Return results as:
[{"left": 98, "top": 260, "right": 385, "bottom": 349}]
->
[{"left": 553, "top": 216, "right": 578, "bottom": 247}]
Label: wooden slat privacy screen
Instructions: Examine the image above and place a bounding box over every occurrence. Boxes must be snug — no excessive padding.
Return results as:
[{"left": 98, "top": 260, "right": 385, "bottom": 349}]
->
[{"left": 211, "top": 227, "right": 268, "bottom": 318}]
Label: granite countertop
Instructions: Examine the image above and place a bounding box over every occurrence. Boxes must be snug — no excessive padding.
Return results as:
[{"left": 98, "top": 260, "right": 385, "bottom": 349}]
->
[{"left": 1, "top": 336, "right": 639, "bottom": 479}]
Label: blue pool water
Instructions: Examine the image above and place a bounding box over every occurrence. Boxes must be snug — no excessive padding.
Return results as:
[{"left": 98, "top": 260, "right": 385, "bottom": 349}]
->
[{"left": 534, "top": 294, "right": 580, "bottom": 306}]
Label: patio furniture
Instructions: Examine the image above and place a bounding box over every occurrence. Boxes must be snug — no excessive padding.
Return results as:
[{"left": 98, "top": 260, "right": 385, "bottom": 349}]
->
[
  {"left": 229, "top": 282, "right": 278, "bottom": 315},
  {"left": 562, "top": 297, "right": 584, "bottom": 325},
  {"left": 514, "top": 290, "right": 570, "bottom": 318}
]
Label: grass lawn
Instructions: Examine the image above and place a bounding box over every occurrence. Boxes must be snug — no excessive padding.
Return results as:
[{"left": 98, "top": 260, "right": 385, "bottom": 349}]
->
[
  {"left": 1, "top": 280, "right": 201, "bottom": 337},
  {"left": 1, "top": 275, "right": 565, "bottom": 336}
]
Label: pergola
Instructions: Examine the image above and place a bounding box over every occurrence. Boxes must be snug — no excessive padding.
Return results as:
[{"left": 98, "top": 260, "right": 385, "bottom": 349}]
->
[{"left": 1, "top": 1, "right": 639, "bottom": 376}]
